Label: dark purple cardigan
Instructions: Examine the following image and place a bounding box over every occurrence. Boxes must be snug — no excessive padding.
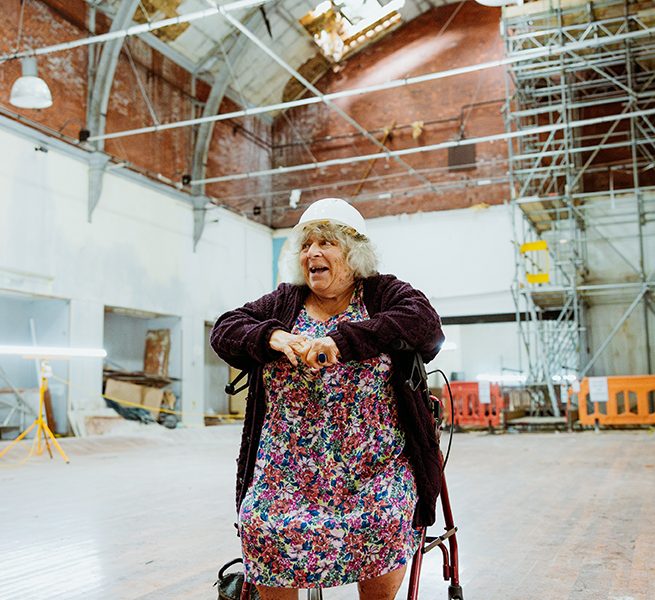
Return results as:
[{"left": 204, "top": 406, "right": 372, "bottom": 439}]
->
[{"left": 210, "top": 273, "right": 445, "bottom": 527}]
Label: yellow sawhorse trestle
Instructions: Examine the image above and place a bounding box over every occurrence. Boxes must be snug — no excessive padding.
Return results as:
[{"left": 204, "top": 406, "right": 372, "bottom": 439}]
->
[{"left": 0, "top": 361, "right": 69, "bottom": 463}]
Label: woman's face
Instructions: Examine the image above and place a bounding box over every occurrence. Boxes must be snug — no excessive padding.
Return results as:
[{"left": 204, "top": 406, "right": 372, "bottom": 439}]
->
[{"left": 300, "top": 233, "right": 355, "bottom": 298}]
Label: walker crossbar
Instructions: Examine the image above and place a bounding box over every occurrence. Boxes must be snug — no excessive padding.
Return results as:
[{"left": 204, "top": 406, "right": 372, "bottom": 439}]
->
[{"left": 423, "top": 527, "right": 458, "bottom": 554}]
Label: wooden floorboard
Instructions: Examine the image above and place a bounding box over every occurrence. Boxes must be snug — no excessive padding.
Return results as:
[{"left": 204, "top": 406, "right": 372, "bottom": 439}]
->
[{"left": 0, "top": 427, "right": 653, "bottom": 600}]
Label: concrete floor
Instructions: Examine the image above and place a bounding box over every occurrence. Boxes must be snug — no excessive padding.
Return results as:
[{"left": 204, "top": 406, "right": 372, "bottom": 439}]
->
[{"left": 0, "top": 426, "right": 653, "bottom": 600}]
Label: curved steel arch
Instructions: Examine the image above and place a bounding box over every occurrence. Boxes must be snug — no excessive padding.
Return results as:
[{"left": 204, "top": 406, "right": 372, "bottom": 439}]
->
[
  {"left": 86, "top": 0, "right": 140, "bottom": 222},
  {"left": 190, "top": 18, "right": 257, "bottom": 250}
]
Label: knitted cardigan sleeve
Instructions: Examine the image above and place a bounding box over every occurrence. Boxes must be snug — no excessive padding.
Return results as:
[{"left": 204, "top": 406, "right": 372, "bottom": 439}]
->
[
  {"left": 209, "top": 283, "right": 298, "bottom": 370},
  {"left": 330, "top": 274, "right": 444, "bottom": 363}
]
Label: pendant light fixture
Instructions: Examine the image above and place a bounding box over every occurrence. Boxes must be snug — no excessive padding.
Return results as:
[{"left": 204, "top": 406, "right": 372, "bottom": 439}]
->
[{"left": 10, "top": 56, "right": 53, "bottom": 109}]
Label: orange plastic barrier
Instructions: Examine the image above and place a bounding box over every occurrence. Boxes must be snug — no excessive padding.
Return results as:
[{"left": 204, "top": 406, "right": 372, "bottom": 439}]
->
[
  {"left": 578, "top": 375, "right": 655, "bottom": 426},
  {"left": 445, "top": 381, "right": 505, "bottom": 428}
]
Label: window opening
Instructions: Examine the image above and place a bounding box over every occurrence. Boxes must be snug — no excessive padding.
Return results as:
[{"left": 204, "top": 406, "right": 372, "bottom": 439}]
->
[{"left": 300, "top": 0, "right": 404, "bottom": 63}]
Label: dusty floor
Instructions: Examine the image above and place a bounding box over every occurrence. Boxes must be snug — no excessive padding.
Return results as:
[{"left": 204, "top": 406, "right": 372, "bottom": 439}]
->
[{"left": 0, "top": 426, "right": 653, "bottom": 600}]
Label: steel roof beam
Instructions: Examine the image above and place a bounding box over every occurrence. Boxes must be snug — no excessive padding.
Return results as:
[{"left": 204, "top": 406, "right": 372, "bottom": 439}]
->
[
  {"left": 190, "top": 107, "right": 655, "bottom": 185},
  {"left": 87, "top": 0, "right": 140, "bottom": 222},
  {"left": 84, "top": 25, "right": 655, "bottom": 144},
  {"left": 191, "top": 29, "right": 252, "bottom": 250},
  {"left": 0, "top": 0, "right": 276, "bottom": 63},
  {"left": 84, "top": 0, "right": 213, "bottom": 84}
]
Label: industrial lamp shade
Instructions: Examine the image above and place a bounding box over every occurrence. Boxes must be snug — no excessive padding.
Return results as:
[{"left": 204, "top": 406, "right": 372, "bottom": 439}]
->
[{"left": 10, "top": 57, "right": 53, "bottom": 109}]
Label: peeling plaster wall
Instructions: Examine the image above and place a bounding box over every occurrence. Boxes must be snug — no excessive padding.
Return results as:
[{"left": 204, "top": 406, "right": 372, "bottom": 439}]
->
[{"left": 0, "top": 122, "right": 272, "bottom": 428}]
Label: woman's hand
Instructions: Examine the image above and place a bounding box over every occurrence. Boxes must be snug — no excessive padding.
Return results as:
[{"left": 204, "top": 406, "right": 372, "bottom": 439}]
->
[
  {"left": 298, "top": 336, "right": 340, "bottom": 370},
  {"left": 269, "top": 330, "right": 309, "bottom": 366}
]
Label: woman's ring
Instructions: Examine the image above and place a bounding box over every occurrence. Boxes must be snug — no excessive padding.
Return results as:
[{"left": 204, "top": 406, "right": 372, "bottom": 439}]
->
[{"left": 318, "top": 352, "right": 327, "bottom": 364}]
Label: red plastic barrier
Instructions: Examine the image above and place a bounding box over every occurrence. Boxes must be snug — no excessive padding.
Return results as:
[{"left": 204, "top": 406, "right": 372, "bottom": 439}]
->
[{"left": 445, "top": 381, "right": 505, "bottom": 428}]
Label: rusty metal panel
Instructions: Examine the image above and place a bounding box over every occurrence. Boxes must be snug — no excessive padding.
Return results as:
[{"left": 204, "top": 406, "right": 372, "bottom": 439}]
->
[{"left": 144, "top": 329, "right": 171, "bottom": 377}]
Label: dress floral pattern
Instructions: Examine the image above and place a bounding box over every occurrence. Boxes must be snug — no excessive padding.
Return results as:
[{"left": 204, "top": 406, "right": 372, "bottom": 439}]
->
[{"left": 239, "top": 283, "right": 421, "bottom": 588}]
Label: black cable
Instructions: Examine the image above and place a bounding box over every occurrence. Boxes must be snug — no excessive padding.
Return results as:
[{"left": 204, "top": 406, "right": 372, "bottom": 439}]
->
[{"left": 427, "top": 368, "right": 455, "bottom": 473}]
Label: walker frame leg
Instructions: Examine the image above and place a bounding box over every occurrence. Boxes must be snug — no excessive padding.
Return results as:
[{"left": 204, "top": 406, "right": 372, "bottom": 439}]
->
[{"left": 406, "top": 451, "right": 463, "bottom": 600}]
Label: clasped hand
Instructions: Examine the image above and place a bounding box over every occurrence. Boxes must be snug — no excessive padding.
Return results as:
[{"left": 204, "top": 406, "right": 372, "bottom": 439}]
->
[{"left": 269, "top": 329, "right": 339, "bottom": 369}]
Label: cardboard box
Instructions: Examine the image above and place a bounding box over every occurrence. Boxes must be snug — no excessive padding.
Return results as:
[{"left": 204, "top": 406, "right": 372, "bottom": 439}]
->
[{"left": 105, "top": 379, "right": 164, "bottom": 419}]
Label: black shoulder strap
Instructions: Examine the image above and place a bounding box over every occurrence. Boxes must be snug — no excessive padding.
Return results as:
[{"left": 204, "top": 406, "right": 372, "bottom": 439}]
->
[
  {"left": 225, "top": 370, "right": 248, "bottom": 395},
  {"left": 404, "top": 351, "right": 437, "bottom": 417}
]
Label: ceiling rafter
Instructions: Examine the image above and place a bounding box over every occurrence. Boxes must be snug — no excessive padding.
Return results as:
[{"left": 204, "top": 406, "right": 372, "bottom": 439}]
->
[
  {"left": 81, "top": 25, "right": 655, "bottom": 146},
  {"left": 190, "top": 17, "right": 256, "bottom": 249},
  {"left": 192, "top": 107, "right": 655, "bottom": 185},
  {"left": 0, "top": 0, "right": 276, "bottom": 63},
  {"left": 86, "top": 0, "right": 141, "bottom": 222}
]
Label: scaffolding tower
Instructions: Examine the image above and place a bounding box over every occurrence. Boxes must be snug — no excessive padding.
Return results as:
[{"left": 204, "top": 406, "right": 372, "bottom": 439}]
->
[{"left": 502, "top": 0, "right": 655, "bottom": 414}]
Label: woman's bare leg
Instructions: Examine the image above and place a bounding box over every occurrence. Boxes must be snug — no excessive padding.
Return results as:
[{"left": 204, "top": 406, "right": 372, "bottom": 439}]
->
[
  {"left": 357, "top": 566, "right": 407, "bottom": 600},
  {"left": 255, "top": 586, "right": 298, "bottom": 600}
]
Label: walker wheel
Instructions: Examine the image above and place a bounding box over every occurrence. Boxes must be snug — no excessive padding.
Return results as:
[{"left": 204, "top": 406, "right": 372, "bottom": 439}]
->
[
  {"left": 307, "top": 588, "right": 323, "bottom": 600},
  {"left": 448, "top": 584, "right": 464, "bottom": 600}
]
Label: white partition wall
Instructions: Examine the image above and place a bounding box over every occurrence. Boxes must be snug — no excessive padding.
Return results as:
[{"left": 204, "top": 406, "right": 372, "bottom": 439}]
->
[
  {"left": 274, "top": 205, "right": 525, "bottom": 382},
  {"left": 0, "top": 120, "right": 272, "bottom": 431},
  {"left": 368, "top": 208, "right": 516, "bottom": 315}
]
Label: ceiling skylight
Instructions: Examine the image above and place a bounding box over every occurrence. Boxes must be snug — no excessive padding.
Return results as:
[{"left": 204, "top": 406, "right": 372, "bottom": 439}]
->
[{"left": 300, "top": 0, "right": 405, "bottom": 63}]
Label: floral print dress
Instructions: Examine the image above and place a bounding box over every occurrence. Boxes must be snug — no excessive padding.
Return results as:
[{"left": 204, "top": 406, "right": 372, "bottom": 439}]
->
[{"left": 239, "top": 284, "right": 421, "bottom": 588}]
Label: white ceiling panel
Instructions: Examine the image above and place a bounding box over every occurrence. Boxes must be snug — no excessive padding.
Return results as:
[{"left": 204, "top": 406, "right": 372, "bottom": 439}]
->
[{"left": 99, "top": 0, "right": 461, "bottom": 109}]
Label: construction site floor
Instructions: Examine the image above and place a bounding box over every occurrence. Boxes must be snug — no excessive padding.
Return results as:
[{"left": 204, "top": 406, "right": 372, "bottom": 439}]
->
[{"left": 1, "top": 427, "right": 653, "bottom": 600}]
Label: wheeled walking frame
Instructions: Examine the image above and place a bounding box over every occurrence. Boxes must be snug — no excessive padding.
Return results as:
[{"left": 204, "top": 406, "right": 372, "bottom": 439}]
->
[
  {"left": 227, "top": 350, "right": 463, "bottom": 600},
  {"left": 402, "top": 350, "right": 463, "bottom": 600}
]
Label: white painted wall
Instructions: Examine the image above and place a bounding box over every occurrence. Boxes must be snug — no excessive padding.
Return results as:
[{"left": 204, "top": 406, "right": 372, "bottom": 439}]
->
[
  {"left": 366, "top": 208, "right": 525, "bottom": 381},
  {"left": 274, "top": 205, "right": 524, "bottom": 382},
  {"left": 367, "top": 207, "right": 517, "bottom": 316},
  {"left": 427, "top": 321, "right": 526, "bottom": 386},
  {"left": 275, "top": 205, "right": 516, "bottom": 313},
  {"left": 0, "top": 120, "right": 273, "bottom": 431}
]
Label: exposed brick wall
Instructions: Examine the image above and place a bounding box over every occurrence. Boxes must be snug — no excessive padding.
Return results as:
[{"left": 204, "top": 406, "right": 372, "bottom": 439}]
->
[
  {"left": 205, "top": 98, "right": 273, "bottom": 223},
  {"left": 270, "top": 3, "right": 509, "bottom": 228},
  {"left": 4, "top": 2, "right": 645, "bottom": 229},
  {"left": 0, "top": 1, "right": 89, "bottom": 139},
  {"left": 579, "top": 101, "right": 655, "bottom": 193},
  {"left": 0, "top": 0, "right": 271, "bottom": 220}
]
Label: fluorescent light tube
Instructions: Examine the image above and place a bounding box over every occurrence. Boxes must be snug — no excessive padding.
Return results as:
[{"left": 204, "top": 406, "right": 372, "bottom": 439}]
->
[{"left": 0, "top": 345, "right": 107, "bottom": 358}]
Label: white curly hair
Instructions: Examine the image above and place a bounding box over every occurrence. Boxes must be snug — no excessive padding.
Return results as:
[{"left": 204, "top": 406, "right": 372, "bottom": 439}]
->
[{"left": 287, "top": 221, "right": 378, "bottom": 285}]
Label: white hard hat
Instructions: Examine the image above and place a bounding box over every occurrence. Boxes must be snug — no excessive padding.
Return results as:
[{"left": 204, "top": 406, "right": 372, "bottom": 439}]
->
[{"left": 294, "top": 198, "right": 367, "bottom": 237}]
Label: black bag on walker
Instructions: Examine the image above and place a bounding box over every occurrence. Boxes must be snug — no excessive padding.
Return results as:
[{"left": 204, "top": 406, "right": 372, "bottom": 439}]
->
[{"left": 215, "top": 558, "right": 260, "bottom": 600}]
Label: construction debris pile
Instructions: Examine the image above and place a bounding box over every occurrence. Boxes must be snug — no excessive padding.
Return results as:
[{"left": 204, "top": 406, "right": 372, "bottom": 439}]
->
[{"left": 103, "top": 329, "right": 180, "bottom": 429}]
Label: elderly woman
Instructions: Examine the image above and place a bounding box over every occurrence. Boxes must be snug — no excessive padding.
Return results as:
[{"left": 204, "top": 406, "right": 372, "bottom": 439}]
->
[{"left": 211, "top": 198, "right": 444, "bottom": 600}]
